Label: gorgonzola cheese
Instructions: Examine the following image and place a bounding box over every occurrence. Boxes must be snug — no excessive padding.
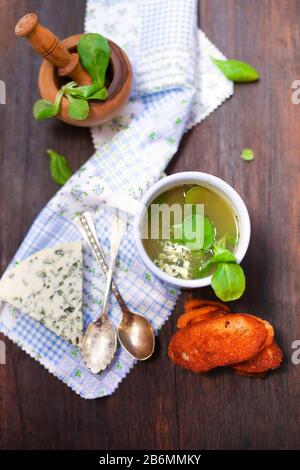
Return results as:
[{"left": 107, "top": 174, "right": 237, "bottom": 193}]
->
[{"left": 0, "top": 241, "right": 83, "bottom": 346}]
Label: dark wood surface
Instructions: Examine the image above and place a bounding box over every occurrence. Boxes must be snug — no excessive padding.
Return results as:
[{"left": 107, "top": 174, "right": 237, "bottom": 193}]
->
[{"left": 0, "top": 0, "right": 299, "bottom": 450}]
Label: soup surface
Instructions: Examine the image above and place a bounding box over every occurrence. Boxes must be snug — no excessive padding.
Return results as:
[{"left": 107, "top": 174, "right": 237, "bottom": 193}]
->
[{"left": 142, "top": 184, "right": 239, "bottom": 279}]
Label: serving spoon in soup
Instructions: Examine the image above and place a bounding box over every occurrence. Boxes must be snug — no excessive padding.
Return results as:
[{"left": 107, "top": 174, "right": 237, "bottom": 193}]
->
[{"left": 75, "top": 212, "right": 155, "bottom": 369}]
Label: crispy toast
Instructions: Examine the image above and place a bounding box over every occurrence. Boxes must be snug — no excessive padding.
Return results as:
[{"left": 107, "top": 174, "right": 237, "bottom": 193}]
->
[
  {"left": 177, "top": 307, "right": 225, "bottom": 329},
  {"left": 232, "top": 341, "right": 283, "bottom": 374},
  {"left": 168, "top": 314, "right": 268, "bottom": 373}
]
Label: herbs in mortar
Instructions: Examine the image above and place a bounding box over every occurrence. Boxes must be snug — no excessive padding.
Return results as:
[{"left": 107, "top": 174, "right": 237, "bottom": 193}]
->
[{"left": 33, "top": 33, "right": 110, "bottom": 121}]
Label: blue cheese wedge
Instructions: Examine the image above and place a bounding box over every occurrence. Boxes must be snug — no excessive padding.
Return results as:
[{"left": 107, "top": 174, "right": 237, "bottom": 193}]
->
[{"left": 0, "top": 241, "right": 83, "bottom": 346}]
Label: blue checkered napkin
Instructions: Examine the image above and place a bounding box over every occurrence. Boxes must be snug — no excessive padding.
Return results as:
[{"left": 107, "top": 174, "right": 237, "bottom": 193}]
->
[{"left": 0, "top": 0, "right": 232, "bottom": 398}]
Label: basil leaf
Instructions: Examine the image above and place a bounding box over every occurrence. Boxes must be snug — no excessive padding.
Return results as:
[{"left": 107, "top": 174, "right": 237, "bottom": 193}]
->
[
  {"left": 214, "top": 235, "right": 227, "bottom": 249},
  {"left": 210, "top": 247, "right": 236, "bottom": 263},
  {"left": 47, "top": 149, "right": 73, "bottom": 185},
  {"left": 211, "top": 262, "right": 246, "bottom": 301},
  {"left": 216, "top": 234, "right": 237, "bottom": 250},
  {"left": 63, "top": 82, "right": 99, "bottom": 99},
  {"left": 198, "top": 259, "right": 213, "bottom": 277},
  {"left": 241, "top": 148, "right": 255, "bottom": 161},
  {"left": 211, "top": 58, "right": 259, "bottom": 83},
  {"left": 63, "top": 83, "right": 108, "bottom": 102},
  {"left": 87, "top": 87, "right": 108, "bottom": 100},
  {"left": 67, "top": 95, "right": 89, "bottom": 120},
  {"left": 33, "top": 89, "right": 64, "bottom": 120},
  {"left": 201, "top": 216, "right": 215, "bottom": 251},
  {"left": 33, "top": 100, "right": 56, "bottom": 120},
  {"left": 171, "top": 214, "right": 215, "bottom": 251},
  {"left": 77, "top": 33, "right": 110, "bottom": 87},
  {"left": 198, "top": 246, "right": 236, "bottom": 277}
]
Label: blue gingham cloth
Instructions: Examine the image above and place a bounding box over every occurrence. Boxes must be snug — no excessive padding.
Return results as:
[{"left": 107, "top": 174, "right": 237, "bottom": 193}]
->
[{"left": 0, "top": 0, "right": 233, "bottom": 398}]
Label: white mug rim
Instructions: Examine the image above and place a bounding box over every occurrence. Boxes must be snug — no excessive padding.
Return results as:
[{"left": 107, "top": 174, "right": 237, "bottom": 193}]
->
[{"left": 133, "top": 171, "right": 251, "bottom": 289}]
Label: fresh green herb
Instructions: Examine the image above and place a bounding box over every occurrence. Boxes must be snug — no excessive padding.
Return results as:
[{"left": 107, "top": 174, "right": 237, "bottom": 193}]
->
[
  {"left": 47, "top": 149, "right": 73, "bottom": 185},
  {"left": 61, "top": 81, "right": 107, "bottom": 101},
  {"left": 211, "top": 58, "right": 259, "bottom": 83},
  {"left": 66, "top": 95, "right": 89, "bottom": 120},
  {"left": 216, "top": 234, "right": 237, "bottom": 250},
  {"left": 209, "top": 245, "right": 236, "bottom": 264},
  {"left": 199, "top": 216, "right": 215, "bottom": 251},
  {"left": 171, "top": 214, "right": 215, "bottom": 251},
  {"left": 33, "top": 33, "right": 110, "bottom": 121},
  {"left": 33, "top": 89, "right": 64, "bottom": 120},
  {"left": 87, "top": 88, "right": 108, "bottom": 100},
  {"left": 77, "top": 33, "right": 110, "bottom": 87},
  {"left": 241, "top": 148, "right": 255, "bottom": 161},
  {"left": 197, "top": 237, "right": 246, "bottom": 301},
  {"left": 198, "top": 245, "right": 236, "bottom": 276},
  {"left": 198, "top": 259, "right": 213, "bottom": 277},
  {"left": 33, "top": 100, "right": 56, "bottom": 120},
  {"left": 61, "top": 81, "right": 96, "bottom": 98},
  {"left": 211, "top": 262, "right": 246, "bottom": 302}
]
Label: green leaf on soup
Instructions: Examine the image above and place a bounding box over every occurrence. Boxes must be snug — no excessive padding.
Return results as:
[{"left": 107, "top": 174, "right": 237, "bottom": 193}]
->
[
  {"left": 201, "top": 217, "right": 215, "bottom": 250},
  {"left": 211, "top": 262, "right": 246, "bottom": 302},
  {"left": 198, "top": 259, "right": 213, "bottom": 278},
  {"left": 171, "top": 214, "right": 215, "bottom": 251},
  {"left": 216, "top": 234, "right": 237, "bottom": 250},
  {"left": 211, "top": 244, "right": 236, "bottom": 263},
  {"left": 197, "top": 246, "right": 235, "bottom": 276},
  {"left": 214, "top": 235, "right": 227, "bottom": 249},
  {"left": 185, "top": 185, "right": 206, "bottom": 206}
]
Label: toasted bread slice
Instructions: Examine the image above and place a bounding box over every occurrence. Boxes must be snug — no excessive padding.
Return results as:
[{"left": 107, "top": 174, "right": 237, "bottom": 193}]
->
[
  {"left": 177, "top": 306, "right": 224, "bottom": 329},
  {"left": 177, "top": 310, "right": 274, "bottom": 349},
  {"left": 259, "top": 320, "right": 275, "bottom": 349},
  {"left": 168, "top": 314, "right": 268, "bottom": 373},
  {"left": 188, "top": 310, "right": 227, "bottom": 327},
  {"left": 232, "top": 341, "right": 283, "bottom": 374},
  {"left": 241, "top": 314, "right": 274, "bottom": 350},
  {"left": 184, "top": 299, "right": 231, "bottom": 313}
]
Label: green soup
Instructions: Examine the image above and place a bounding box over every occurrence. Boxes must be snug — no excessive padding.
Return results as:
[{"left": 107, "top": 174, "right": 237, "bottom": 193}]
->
[{"left": 142, "top": 184, "right": 240, "bottom": 280}]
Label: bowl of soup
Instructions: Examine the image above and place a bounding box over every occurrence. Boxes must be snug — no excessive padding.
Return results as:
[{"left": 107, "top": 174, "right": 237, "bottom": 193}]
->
[{"left": 134, "top": 172, "right": 251, "bottom": 289}]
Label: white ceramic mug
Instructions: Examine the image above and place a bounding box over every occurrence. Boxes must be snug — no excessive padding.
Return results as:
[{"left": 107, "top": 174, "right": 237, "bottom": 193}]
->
[{"left": 99, "top": 172, "right": 251, "bottom": 289}]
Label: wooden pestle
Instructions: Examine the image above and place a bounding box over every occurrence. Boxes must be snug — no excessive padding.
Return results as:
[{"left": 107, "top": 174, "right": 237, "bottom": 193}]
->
[{"left": 15, "top": 13, "right": 92, "bottom": 85}]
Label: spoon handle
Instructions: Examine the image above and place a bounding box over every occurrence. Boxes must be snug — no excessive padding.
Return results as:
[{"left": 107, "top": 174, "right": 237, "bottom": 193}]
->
[
  {"left": 101, "top": 216, "right": 126, "bottom": 318},
  {"left": 75, "top": 212, "right": 129, "bottom": 313}
]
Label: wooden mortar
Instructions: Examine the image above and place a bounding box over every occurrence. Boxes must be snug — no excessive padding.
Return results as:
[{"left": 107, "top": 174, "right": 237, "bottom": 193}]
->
[{"left": 15, "top": 13, "right": 132, "bottom": 127}]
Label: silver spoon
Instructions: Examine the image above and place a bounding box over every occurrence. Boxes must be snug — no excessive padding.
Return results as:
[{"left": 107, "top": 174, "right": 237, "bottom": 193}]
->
[
  {"left": 75, "top": 212, "right": 155, "bottom": 363},
  {"left": 78, "top": 216, "right": 125, "bottom": 373}
]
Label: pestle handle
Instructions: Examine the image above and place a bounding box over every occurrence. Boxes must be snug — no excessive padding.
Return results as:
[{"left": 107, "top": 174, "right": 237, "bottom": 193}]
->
[{"left": 15, "top": 13, "right": 91, "bottom": 85}]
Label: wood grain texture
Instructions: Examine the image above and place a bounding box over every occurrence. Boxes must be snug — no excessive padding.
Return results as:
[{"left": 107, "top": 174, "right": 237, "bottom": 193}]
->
[{"left": 0, "top": 0, "right": 299, "bottom": 450}]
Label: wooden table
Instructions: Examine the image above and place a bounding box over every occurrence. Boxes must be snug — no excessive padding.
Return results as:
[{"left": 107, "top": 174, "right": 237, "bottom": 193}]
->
[{"left": 0, "top": 0, "right": 299, "bottom": 450}]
